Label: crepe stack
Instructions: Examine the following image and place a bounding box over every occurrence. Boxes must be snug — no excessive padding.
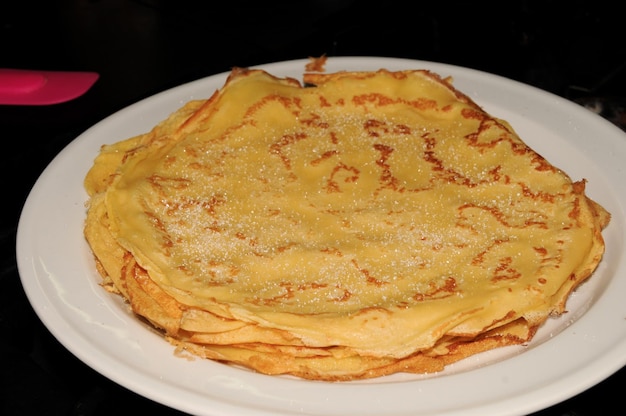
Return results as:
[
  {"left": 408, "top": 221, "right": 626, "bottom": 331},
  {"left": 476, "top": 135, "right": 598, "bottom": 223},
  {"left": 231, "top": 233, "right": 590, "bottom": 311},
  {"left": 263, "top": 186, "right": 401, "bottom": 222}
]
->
[{"left": 83, "top": 65, "right": 610, "bottom": 381}]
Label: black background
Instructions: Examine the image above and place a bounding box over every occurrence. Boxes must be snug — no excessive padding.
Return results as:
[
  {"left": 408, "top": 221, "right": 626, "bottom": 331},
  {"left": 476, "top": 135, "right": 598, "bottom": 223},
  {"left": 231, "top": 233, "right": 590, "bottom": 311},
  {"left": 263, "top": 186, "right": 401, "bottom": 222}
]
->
[{"left": 1, "top": 1, "right": 624, "bottom": 415}]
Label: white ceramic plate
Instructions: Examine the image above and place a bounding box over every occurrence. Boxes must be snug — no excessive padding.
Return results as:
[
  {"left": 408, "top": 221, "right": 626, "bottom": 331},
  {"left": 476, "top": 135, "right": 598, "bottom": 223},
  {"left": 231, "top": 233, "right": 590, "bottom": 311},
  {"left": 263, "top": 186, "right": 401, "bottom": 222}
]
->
[{"left": 17, "top": 57, "right": 626, "bottom": 416}]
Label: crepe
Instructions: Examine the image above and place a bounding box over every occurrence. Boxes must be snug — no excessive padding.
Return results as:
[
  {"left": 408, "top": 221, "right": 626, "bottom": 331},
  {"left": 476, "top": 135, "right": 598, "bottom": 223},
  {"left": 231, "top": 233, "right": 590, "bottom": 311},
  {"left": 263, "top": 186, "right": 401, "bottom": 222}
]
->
[{"left": 84, "top": 65, "right": 610, "bottom": 381}]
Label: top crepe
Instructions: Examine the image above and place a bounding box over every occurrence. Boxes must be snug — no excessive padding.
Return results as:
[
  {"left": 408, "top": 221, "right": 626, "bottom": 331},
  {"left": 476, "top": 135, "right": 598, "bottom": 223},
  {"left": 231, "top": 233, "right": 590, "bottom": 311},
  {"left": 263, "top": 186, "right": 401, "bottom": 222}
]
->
[{"left": 83, "top": 66, "right": 609, "bottom": 380}]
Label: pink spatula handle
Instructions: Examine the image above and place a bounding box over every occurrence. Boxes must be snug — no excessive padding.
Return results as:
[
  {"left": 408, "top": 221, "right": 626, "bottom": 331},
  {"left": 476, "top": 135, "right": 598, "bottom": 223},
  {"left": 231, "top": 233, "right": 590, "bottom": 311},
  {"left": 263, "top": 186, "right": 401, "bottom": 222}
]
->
[{"left": 0, "top": 68, "right": 98, "bottom": 105}]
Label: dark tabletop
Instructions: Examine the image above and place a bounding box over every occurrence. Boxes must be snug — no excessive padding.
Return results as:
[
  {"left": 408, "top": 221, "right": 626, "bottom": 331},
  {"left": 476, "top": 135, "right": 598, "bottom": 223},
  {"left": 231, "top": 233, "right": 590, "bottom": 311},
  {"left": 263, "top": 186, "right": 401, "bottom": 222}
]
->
[{"left": 1, "top": 1, "right": 625, "bottom": 415}]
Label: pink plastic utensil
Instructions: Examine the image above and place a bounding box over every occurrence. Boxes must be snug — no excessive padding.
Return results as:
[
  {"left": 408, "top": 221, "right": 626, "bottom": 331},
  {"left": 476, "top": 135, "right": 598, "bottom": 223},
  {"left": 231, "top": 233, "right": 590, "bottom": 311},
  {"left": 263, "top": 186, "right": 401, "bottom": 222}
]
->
[{"left": 0, "top": 68, "right": 99, "bottom": 105}]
